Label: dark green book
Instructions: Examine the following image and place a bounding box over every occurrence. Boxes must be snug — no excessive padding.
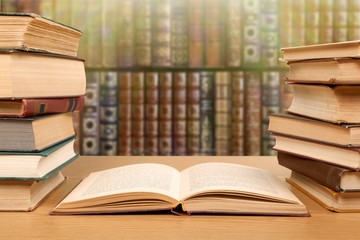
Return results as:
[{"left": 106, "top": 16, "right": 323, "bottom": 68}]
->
[{"left": 0, "top": 136, "right": 78, "bottom": 180}]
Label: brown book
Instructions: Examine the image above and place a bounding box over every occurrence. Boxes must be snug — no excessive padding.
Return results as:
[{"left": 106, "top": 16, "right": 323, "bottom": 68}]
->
[
  {"left": 215, "top": 71, "right": 231, "bottom": 156},
  {"left": 268, "top": 112, "right": 360, "bottom": 147},
  {"left": 0, "top": 51, "right": 86, "bottom": 99},
  {"left": 173, "top": 72, "right": 187, "bottom": 155},
  {"left": 152, "top": 0, "right": 172, "bottom": 66},
  {"left": 226, "top": 0, "right": 242, "bottom": 67},
  {"left": 244, "top": 72, "right": 261, "bottom": 156},
  {"left": 0, "top": 97, "right": 84, "bottom": 118},
  {"left": 51, "top": 162, "right": 308, "bottom": 216},
  {"left": 278, "top": 152, "right": 360, "bottom": 192},
  {"left": 0, "top": 13, "right": 82, "bottom": 57},
  {"left": 171, "top": 0, "right": 188, "bottom": 66},
  {"left": 204, "top": 0, "right": 224, "bottom": 67},
  {"left": 118, "top": 72, "right": 132, "bottom": 155},
  {"left": 131, "top": 72, "right": 145, "bottom": 155},
  {"left": 117, "top": 0, "right": 134, "bottom": 67},
  {"left": 158, "top": 72, "right": 173, "bottom": 155},
  {"left": 144, "top": 72, "right": 159, "bottom": 156},
  {"left": 231, "top": 71, "right": 245, "bottom": 156},
  {"left": 280, "top": 40, "right": 360, "bottom": 62},
  {"left": 286, "top": 58, "right": 360, "bottom": 84},
  {"left": 286, "top": 84, "right": 360, "bottom": 123},
  {"left": 186, "top": 72, "right": 201, "bottom": 155},
  {"left": 273, "top": 134, "right": 360, "bottom": 171},
  {"left": 188, "top": 0, "right": 205, "bottom": 67},
  {"left": 287, "top": 171, "right": 360, "bottom": 212},
  {"left": 134, "top": 0, "right": 152, "bottom": 66}
]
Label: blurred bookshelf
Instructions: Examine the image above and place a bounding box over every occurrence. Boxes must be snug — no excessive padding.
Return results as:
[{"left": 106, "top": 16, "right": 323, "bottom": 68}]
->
[{"left": 1, "top": 0, "right": 359, "bottom": 156}]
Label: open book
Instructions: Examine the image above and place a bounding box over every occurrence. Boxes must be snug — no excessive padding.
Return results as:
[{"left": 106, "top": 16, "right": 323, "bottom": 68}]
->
[{"left": 51, "top": 162, "right": 309, "bottom": 216}]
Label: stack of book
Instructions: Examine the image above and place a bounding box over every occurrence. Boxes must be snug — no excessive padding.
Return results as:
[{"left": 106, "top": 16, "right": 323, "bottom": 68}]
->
[
  {"left": 268, "top": 40, "right": 360, "bottom": 212},
  {"left": 0, "top": 13, "right": 85, "bottom": 211}
]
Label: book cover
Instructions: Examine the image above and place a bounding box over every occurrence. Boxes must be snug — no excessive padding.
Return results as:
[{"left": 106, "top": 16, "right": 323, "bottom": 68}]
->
[
  {"left": 186, "top": 72, "right": 201, "bottom": 155},
  {"left": 215, "top": 72, "right": 231, "bottom": 156},
  {"left": 131, "top": 72, "right": 146, "bottom": 155},
  {"left": 118, "top": 0, "right": 135, "bottom": 67},
  {"left": 171, "top": 0, "right": 188, "bottom": 66},
  {"left": 173, "top": 72, "right": 187, "bottom": 156},
  {"left": 188, "top": 0, "right": 205, "bottom": 67},
  {"left": 99, "top": 71, "right": 118, "bottom": 156},
  {"left": 118, "top": 72, "right": 132, "bottom": 156},
  {"left": 158, "top": 72, "right": 173, "bottom": 155},
  {"left": 231, "top": 71, "right": 245, "bottom": 156},
  {"left": 144, "top": 72, "right": 159, "bottom": 156},
  {"left": 151, "top": 0, "right": 172, "bottom": 67},
  {"left": 134, "top": 0, "right": 152, "bottom": 66},
  {"left": 199, "top": 71, "right": 215, "bottom": 156}
]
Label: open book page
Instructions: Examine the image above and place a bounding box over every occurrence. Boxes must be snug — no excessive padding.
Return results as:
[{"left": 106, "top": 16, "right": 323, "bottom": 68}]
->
[
  {"left": 179, "top": 162, "right": 302, "bottom": 204},
  {"left": 60, "top": 163, "right": 181, "bottom": 204}
]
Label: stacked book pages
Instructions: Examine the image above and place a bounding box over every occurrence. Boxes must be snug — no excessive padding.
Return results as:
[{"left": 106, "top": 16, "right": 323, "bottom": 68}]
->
[
  {"left": 0, "top": 13, "right": 86, "bottom": 211},
  {"left": 269, "top": 40, "right": 360, "bottom": 212}
]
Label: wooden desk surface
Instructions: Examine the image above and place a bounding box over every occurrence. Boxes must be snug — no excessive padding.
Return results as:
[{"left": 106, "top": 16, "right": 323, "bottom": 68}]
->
[{"left": 2, "top": 156, "right": 360, "bottom": 240}]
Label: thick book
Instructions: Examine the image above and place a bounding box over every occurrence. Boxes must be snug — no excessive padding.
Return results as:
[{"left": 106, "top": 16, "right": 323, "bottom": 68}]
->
[
  {"left": 0, "top": 171, "right": 65, "bottom": 211},
  {"left": 50, "top": 162, "right": 308, "bottom": 216},
  {"left": 231, "top": 71, "right": 245, "bottom": 155},
  {"left": 287, "top": 171, "right": 360, "bottom": 213},
  {"left": 0, "top": 50, "right": 86, "bottom": 99},
  {"left": 0, "top": 136, "right": 78, "bottom": 180},
  {"left": 0, "top": 96, "right": 84, "bottom": 117},
  {"left": 0, "top": 112, "right": 75, "bottom": 152},
  {"left": 280, "top": 40, "right": 360, "bottom": 62},
  {"left": 0, "top": 12, "right": 82, "bottom": 57},
  {"left": 272, "top": 134, "right": 360, "bottom": 171},
  {"left": 278, "top": 152, "right": 360, "bottom": 192},
  {"left": 268, "top": 112, "right": 360, "bottom": 147},
  {"left": 118, "top": 72, "right": 132, "bottom": 155},
  {"left": 286, "top": 84, "right": 360, "bottom": 123},
  {"left": 286, "top": 58, "right": 360, "bottom": 84}
]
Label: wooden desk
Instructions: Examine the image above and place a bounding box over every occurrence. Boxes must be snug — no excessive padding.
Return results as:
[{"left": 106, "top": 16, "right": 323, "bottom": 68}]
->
[{"left": 2, "top": 156, "right": 360, "bottom": 239}]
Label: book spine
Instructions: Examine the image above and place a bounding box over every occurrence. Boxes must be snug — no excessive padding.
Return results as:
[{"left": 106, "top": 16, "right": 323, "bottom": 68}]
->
[
  {"left": 260, "top": 0, "right": 279, "bottom": 67},
  {"left": 347, "top": 0, "right": 360, "bottom": 41},
  {"left": 278, "top": 0, "right": 292, "bottom": 49},
  {"left": 244, "top": 71, "right": 261, "bottom": 156},
  {"left": 261, "top": 71, "right": 280, "bottom": 156},
  {"left": 70, "top": 0, "right": 88, "bottom": 61},
  {"left": 151, "top": 0, "right": 172, "bottom": 67},
  {"left": 173, "top": 72, "right": 187, "bottom": 155},
  {"left": 319, "top": 0, "right": 334, "bottom": 43},
  {"left": 305, "top": 0, "right": 320, "bottom": 45},
  {"left": 102, "top": 0, "right": 119, "bottom": 67},
  {"left": 118, "top": 0, "right": 135, "bottom": 67},
  {"left": 144, "top": 72, "right": 159, "bottom": 156},
  {"left": 277, "top": 152, "right": 344, "bottom": 192},
  {"left": 242, "top": 0, "right": 261, "bottom": 66},
  {"left": 188, "top": 0, "right": 205, "bottom": 67},
  {"left": 226, "top": 0, "right": 242, "bottom": 67},
  {"left": 86, "top": 0, "right": 103, "bottom": 67},
  {"left": 291, "top": 0, "right": 305, "bottom": 46},
  {"left": 186, "top": 72, "right": 201, "bottom": 155},
  {"left": 231, "top": 71, "right": 245, "bottom": 156},
  {"left": 215, "top": 71, "right": 231, "bottom": 156},
  {"left": 118, "top": 72, "right": 132, "bottom": 155},
  {"left": 333, "top": 0, "right": 348, "bottom": 42},
  {"left": 199, "top": 71, "right": 215, "bottom": 156},
  {"left": 158, "top": 72, "right": 173, "bottom": 155},
  {"left": 99, "top": 71, "right": 118, "bottom": 155},
  {"left": 205, "top": 0, "right": 225, "bottom": 67},
  {"left": 171, "top": 0, "right": 188, "bottom": 66},
  {"left": 81, "top": 71, "right": 101, "bottom": 155},
  {"left": 131, "top": 72, "right": 146, "bottom": 155},
  {"left": 134, "top": 0, "right": 152, "bottom": 66}
]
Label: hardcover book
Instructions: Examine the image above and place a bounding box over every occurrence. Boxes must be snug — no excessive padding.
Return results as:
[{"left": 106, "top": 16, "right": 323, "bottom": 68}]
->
[
  {"left": 118, "top": 0, "right": 135, "bottom": 67},
  {"left": 188, "top": 0, "right": 205, "bottom": 67},
  {"left": 173, "top": 72, "right": 187, "bottom": 155},
  {"left": 0, "top": 12, "right": 82, "bottom": 57},
  {"left": 0, "top": 50, "right": 86, "bottom": 99},
  {"left": 118, "top": 72, "right": 132, "bottom": 155},
  {"left": 171, "top": 0, "right": 188, "bottom": 66},
  {"left": 231, "top": 71, "right": 245, "bottom": 156},
  {"left": 134, "top": 0, "right": 152, "bottom": 66},
  {"left": 51, "top": 162, "right": 308, "bottom": 216},
  {"left": 226, "top": 0, "right": 242, "bottom": 67}
]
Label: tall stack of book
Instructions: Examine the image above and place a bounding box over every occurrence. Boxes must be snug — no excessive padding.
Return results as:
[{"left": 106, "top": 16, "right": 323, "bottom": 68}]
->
[
  {"left": 269, "top": 40, "right": 360, "bottom": 212},
  {"left": 0, "top": 13, "right": 85, "bottom": 211}
]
